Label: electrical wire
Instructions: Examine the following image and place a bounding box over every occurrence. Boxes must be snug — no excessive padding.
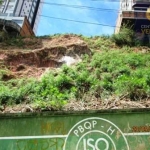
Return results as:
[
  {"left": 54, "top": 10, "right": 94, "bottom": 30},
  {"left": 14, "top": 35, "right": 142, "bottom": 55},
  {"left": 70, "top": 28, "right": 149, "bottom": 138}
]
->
[
  {"left": 91, "top": 0, "right": 143, "bottom": 3},
  {"left": 38, "top": 10, "right": 150, "bottom": 29},
  {"left": 91, "top": 0, "right": 121, "bottom": 2},
  {"left": 40, "top": 1, "right": 120, "bottom": 12},
  {"left": 2, "top": 0, "right": 147, "bottom": 30},
  {"left": 39, "top": 14, "right": 119, "bottom": 28},
  {"left": 91, "top": 0, "right": 126, "bottom": 2},
  {"left": 40, "top": 1, "right": 150, "bottom": 13},
  {"left": 3, "top": 6, "right": 147, "bottom": 29}
]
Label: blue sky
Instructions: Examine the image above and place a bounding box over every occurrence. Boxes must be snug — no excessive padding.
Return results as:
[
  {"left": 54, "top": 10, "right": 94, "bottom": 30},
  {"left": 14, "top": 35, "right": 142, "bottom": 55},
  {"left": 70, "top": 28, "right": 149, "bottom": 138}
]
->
[{"left": 37, "top": 0, "right": 119, "bottom": 36}]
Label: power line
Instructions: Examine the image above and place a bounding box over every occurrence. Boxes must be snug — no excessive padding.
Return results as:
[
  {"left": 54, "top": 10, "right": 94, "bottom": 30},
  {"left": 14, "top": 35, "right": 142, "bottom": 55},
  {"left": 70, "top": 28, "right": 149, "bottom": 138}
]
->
[
  {"left": 91, "top": 0, "right": 136, "bottom": 2},
  {"left": 40, "top": 1, "right": 150, "bottom": 13},
  {"left": 40, "top": 2, "right": 120, "bottom": 12},
  {"left": 39, "top": 14, "right": 119, "bottom": 28},
  {"left": 91, "top": 0, "right": 121, "bottom": 2},
  {"left": 1, "top": 0, "right": 142, "bottom": 29}
]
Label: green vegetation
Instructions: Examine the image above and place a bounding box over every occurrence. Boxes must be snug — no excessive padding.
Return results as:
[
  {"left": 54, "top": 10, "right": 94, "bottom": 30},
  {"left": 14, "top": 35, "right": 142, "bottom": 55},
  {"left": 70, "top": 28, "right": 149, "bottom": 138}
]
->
[
  {"left": 111, "top": 25, "right": 150, "bottom": 47},
  {"left": 111, "top": 26, "right": 135, "bottom": 46},
  {"left": 0, "top": 31, "right": 41, "bottom": 49},
  {"left": 0, "top": 29, "right": 150, "bottom": 110}
]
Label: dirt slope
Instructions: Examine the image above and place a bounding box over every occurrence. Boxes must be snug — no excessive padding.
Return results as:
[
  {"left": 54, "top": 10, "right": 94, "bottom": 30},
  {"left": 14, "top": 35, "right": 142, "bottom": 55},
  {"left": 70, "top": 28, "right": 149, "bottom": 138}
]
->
[
  {"left": 0, "top": 35, "right": 90, "bottom": 79},
  {"left": 0, "top": 35, "right": 150, "bottom": 113}
]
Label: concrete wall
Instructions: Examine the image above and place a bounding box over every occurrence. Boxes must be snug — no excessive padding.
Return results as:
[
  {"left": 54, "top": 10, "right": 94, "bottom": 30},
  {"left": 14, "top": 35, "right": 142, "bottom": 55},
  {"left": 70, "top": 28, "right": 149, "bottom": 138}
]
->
[
  {"left": 0, "top": 16, "right": 24, "bottom": 27},
  {"left": 0, "top": 109, "right": 150, "bottom": 149}
]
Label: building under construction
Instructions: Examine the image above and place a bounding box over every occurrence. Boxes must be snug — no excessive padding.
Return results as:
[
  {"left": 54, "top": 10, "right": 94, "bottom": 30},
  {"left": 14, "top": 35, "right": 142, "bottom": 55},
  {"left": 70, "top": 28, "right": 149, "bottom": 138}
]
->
[{"left": 116, "top": 0, "right": 150, "bottom": 43}]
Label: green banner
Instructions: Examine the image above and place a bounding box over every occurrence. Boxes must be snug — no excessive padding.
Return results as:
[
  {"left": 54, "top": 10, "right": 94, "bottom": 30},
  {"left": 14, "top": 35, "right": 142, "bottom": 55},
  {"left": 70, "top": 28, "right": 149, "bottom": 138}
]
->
[{"left": 0, "top": 109, "right": 150, "bottom": 150}]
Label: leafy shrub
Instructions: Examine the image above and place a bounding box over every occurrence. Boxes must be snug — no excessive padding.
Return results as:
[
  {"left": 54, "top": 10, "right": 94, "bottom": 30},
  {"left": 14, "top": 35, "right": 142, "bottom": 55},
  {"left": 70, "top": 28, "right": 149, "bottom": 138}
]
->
[{"left": 111, "top": 26, "right": 135, "bottom": 46}]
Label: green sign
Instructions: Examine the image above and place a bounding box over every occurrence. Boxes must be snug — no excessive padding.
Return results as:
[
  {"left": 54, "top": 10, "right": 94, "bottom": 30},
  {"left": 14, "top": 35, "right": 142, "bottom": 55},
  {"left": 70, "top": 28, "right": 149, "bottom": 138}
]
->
[{"left": 0, "top": 109, "right": 150, "bottom": 150}]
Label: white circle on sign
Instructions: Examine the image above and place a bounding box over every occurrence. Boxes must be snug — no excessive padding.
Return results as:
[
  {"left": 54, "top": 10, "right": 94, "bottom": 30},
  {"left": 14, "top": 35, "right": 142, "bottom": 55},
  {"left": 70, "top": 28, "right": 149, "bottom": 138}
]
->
[
  {"left": 76, "top": 130, "right": 116, "bottom": 150},
  {"left": 63, "top": 117, "right": 129, "bottom": 150}
]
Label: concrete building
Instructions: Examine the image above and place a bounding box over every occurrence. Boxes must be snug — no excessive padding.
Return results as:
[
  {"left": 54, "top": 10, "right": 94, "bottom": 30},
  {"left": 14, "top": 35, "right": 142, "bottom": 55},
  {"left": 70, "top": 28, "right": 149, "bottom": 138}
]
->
[
  {"left": 115, "top": 0, "right": 150, "bottom": 43},
  {"left": 0, "top": 0, "right": 42, "bottom": 36}
]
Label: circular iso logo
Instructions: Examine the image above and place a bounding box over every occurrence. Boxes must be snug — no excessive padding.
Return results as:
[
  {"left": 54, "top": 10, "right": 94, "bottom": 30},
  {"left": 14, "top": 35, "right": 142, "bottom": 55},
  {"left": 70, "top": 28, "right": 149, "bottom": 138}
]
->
[{"left": 63, "top": 117, "right": 129, "bottom": 150}]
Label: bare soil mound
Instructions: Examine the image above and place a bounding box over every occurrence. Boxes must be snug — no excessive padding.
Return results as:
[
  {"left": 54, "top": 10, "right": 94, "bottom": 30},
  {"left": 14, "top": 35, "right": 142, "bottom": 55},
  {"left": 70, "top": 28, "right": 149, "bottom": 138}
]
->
[{"left": 0, "top": 35, "right": 90, "bottom": 79}]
